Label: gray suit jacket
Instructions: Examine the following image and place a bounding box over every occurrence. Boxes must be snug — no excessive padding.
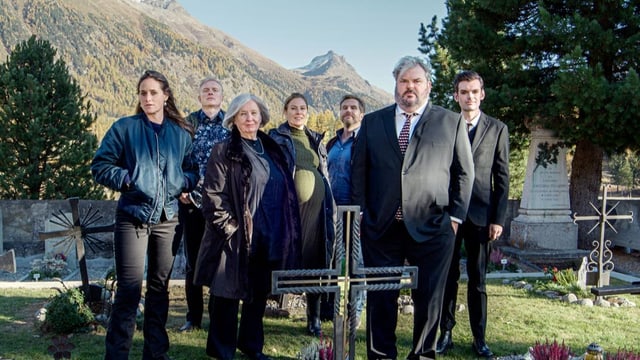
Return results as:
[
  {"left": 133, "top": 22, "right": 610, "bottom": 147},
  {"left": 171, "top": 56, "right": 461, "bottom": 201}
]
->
[
  {"left": 352, "top": 102, "right": 474, "bottom": 243},
  {"left": 467, "top": 112, "right": 509, "bottom": 227}
]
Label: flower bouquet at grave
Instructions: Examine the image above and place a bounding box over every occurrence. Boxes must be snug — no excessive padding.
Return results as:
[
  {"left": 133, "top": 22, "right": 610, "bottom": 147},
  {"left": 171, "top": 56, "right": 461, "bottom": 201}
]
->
[
  {"left": 298, "top": 332, "right": 333, "bottom": 360},
  {"left": 29, "top": 252, "right": 69, "bottom": 280},
  {"left": 534, "top": 266, "right": 588, "bottom": 297},
  {"left": 487, "top": 247, "right": 520, "bottom": 273}
]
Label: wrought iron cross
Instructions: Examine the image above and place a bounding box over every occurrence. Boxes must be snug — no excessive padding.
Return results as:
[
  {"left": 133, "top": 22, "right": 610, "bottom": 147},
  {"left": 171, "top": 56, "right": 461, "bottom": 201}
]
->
[
  {"left": 272, "top": 205, "right": 418, "bottom": 360},
  {"left": 38, "top": 197, "right": 114, "bottom": 297},
  {"left": 572, "top": 186, "right": 637, "bottom": 287}
]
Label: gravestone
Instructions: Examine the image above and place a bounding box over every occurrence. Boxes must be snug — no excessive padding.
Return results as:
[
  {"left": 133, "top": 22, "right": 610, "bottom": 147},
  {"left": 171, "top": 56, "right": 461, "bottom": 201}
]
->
[
  {"left": 510, "top": 128, "right": 578, "bottom": 249},
  {"left": 44, "top": 211, "right": 78, "bottom": 270},
  {"left": 0, "top": 249, "right": 16, "bottom": 273}
]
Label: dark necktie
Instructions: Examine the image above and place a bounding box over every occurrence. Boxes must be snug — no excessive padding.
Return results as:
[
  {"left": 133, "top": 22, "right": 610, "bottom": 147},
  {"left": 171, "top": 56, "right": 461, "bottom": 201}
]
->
[
  {"left": 398, "top": 112, "right": 416, "bottom": 155},
  {"left": 467, "top": 122, "right": 476, "bottom": 144},
  {"left": 396, "top": 112, "right": 417, "bottom": 220}
]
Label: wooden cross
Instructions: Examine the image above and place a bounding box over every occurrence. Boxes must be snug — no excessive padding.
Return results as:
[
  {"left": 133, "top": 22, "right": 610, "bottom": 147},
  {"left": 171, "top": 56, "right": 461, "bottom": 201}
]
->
[
  {"left": 272, "top": 205, "right": 418, "bottom": 360},
  {"left": 38, "top": 197, "right": 114, "bottom": 297},
  {"left": 572, "top": 186, "right": 637, "bottom": 287}
]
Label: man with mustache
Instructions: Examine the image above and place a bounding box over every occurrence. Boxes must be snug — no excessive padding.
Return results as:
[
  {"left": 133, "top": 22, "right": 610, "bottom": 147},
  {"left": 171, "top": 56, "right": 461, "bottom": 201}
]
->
[
  {"left": 351, "top": 56, "right": 474, "bottom": 360},
  {"left": 327, "top": 94, "right": 366, "bottom": 328}
]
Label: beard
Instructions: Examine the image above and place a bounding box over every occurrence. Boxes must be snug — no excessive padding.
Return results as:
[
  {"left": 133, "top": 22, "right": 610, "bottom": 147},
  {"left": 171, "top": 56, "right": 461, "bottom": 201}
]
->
[
  {"left": 395, "top": 89, "right": 424, "bottom": 109},
  {"left": 341, "top": 116, "right": 356, "bottom": 127}
]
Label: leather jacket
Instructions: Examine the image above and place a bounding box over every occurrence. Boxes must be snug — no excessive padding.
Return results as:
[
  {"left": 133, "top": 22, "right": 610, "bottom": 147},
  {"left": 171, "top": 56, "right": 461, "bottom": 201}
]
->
[{"left": 91, "top": 113, "right": 198, "bottom": 224}]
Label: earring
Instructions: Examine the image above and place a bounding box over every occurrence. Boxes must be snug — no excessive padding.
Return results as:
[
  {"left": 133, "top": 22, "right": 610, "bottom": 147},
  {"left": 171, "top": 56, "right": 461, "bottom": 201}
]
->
[{"left": 164, "top": 101, "right": 167, "bottom": 107}]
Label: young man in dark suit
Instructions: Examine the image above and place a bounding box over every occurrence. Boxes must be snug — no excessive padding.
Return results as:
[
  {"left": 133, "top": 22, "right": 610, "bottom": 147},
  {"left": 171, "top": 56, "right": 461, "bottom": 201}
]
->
[
  {"left": 351, "top": 56, "right": 474, "bottom": 360},
  {"left": 436, "top": 70, "right": 510, "bottom": 358}
]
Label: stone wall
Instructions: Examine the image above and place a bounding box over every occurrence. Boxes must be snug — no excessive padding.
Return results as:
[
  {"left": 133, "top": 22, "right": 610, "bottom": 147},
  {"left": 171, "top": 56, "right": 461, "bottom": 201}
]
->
[
  {"left": 1, "top": 198, "right": 638, "bottom": 258},
  {"left": 0, "top": 199, "right": 116, "bottom": 257}
]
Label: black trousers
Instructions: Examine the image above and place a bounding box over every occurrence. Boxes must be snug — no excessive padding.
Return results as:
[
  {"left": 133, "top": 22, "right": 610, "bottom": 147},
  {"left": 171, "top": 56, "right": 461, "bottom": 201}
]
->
[
  {"left": 178, "top": 202, "right": 205, "bottom": 326},
  {"left": 105, "top": 210, "right": 180, "bottom": 360},
  {"left": 440, "top": 221, "right": 491, "bottom": 341},
  {"left": 363, "top": 220, "right": 455, "bottom": 360},
  {"left": 205, "top": 254, "right": 272, "bottom": 359}
]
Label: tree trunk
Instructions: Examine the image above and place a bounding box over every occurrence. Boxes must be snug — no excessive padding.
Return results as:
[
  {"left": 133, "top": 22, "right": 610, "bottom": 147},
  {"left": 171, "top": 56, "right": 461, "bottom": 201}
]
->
[{"left": 569, "top": 139, "right": 603, "bottom": 249}]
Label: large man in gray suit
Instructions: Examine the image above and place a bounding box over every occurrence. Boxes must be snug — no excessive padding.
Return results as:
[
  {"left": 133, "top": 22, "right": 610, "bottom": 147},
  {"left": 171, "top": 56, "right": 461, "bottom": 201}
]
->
[
  {"left": 437, "top": 71, "right": 510, "bottom": 358},
  {"left": 351, "top": 56, "right": 474, "bottom": 360}
]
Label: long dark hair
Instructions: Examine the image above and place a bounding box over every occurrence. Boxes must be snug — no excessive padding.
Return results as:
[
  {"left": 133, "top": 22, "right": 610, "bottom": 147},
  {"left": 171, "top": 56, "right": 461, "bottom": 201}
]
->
[{"left": 135, "top": 70, "right": 194, "bottom": 136}]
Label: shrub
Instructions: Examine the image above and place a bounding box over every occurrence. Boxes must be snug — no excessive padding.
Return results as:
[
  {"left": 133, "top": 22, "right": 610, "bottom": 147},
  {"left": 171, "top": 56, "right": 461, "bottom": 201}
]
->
[
  {"left": 42, "top": 283, "right": 95, "bottom": 334},
  {"left": 607, "top": 348, "right": 640, "bottom": 360},
  {"left": 529, "top": 339, "right": 573, "bottom": 360}
]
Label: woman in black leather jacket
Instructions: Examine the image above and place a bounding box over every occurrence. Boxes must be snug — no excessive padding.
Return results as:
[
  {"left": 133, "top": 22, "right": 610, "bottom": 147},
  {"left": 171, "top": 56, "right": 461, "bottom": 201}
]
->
[{"left": 92, "top": 70, "right": 198, "bottom": 360}]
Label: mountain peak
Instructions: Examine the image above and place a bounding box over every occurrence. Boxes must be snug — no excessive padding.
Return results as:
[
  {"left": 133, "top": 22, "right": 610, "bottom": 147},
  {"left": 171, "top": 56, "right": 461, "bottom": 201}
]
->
[
  {"left": 128, "top": 0, "right": 176, "bottom": 10},
  {"left": 293, "top": 50, "right": 356, "bottom": 77}
]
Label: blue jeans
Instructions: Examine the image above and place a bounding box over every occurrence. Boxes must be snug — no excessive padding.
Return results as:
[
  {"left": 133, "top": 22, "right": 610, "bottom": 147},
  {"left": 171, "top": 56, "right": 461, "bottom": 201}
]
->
[{"left": 105, "top": 210, "right": 180, "bottom": 360}]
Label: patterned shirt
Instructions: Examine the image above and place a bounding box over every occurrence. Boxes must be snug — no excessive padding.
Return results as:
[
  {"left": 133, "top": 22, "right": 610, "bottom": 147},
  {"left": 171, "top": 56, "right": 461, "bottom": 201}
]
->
[{"left": 189, "top": 109, "right": 230, "bottom": 179}]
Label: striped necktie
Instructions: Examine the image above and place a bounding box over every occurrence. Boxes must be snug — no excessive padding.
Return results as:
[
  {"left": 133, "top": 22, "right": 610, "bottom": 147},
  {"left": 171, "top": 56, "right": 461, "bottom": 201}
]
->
[{"left": 396, "top": 112, "right": 418, "bottom": 220}]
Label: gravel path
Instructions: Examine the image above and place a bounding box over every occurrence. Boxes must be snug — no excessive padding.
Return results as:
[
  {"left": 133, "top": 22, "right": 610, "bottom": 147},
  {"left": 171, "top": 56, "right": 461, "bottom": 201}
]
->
[{"left": 0, "top": 254, "right": 187, "bottom": 284}]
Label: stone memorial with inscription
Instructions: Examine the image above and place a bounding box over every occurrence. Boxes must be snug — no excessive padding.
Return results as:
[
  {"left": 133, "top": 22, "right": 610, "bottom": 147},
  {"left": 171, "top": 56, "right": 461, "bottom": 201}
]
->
[
  {"left": 44, "top": 211, "right": 78, "bottom": 270},
  {"left": 510, "top": 128, "right": 578, "bottom": 249}
]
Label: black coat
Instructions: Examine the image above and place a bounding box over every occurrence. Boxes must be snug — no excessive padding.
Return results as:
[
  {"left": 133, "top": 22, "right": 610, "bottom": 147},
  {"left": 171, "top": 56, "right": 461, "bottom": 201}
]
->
[
  {"left": 268, "top": 122, "right": 336, "bottom": 268},
  {"left": 351, "top": 103, "right": 475, "bottom": 242},
  {"left": 193, "top": 128, "right": 301, "bottom": 300}
]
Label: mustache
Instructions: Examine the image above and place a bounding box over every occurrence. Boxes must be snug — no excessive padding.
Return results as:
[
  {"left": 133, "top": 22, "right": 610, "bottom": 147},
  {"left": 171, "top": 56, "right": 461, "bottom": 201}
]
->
[{"left": 403, "top": 90, "right": 417, "bottom": 97}]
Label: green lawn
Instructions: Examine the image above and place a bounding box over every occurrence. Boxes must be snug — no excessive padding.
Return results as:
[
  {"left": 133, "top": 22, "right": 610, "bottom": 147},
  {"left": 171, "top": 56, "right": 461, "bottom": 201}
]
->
[{"left": 0, "top": 280, "right": 638, "bottom": 359}]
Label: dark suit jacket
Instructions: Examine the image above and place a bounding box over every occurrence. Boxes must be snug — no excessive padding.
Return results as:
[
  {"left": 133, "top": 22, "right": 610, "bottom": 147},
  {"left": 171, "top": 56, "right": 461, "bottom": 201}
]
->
[
  {"left": 467, "top": 112, "right": 510, "bottom": 227},
  {"left": 351, "top": 102, "right": 474, "bottom": 243}
]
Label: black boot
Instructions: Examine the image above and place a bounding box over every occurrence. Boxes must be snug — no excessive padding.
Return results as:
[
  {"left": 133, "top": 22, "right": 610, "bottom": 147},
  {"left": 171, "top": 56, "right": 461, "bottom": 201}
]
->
[{"left": 306, "top": 293, "right": 322, "bottom": 336}]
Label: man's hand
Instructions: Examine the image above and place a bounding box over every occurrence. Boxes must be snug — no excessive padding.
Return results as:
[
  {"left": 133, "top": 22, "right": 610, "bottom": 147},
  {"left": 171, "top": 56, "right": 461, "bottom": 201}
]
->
[
  {"left": 179, "top": 192, "right": 190, "bottom": 205},
  {"left": 450, "top": 221, "right": 459, "bottom": 235},
  {"left": 489, "top": 224, "right": 503, "bottom": 241}
]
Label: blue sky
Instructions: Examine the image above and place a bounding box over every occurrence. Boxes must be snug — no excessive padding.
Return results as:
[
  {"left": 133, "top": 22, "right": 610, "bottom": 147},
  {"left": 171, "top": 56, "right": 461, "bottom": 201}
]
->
[{"left": 179, "top": 0, "right": 448, "bottom": 92}]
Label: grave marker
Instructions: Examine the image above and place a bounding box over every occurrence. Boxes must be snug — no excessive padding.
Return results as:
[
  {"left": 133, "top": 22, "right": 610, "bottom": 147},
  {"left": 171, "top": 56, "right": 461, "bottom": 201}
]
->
[
  {"left": 272, "top": 206, "right": 418, "bottom": 360},
  {"left": 38, "top": 198, "right": 114, "bottom": 297}
]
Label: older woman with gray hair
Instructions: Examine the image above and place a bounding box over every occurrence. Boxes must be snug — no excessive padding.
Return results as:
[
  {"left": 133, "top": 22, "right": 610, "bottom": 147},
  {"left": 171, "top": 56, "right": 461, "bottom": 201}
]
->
[{"left": 194, "top": 93, "right": 301, "bottom": 360}]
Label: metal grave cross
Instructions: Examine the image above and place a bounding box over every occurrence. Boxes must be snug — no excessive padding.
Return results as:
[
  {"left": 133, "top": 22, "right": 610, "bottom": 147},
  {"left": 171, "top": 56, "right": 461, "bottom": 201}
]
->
[
  {"left": 38, "top": 197, "right": 114, "bottom": 297},
  {"left": 272, "top": 205, "right": 418, "bottom": 360},
  {"left": 572, "top": 186, "right": 637, "bottom": 287}
]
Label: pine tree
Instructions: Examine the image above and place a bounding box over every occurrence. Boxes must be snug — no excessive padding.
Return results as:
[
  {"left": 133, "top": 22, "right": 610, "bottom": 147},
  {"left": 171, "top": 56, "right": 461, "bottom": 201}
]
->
[{"left": 0, "top": 35, "right": 104, "bottom": 200}]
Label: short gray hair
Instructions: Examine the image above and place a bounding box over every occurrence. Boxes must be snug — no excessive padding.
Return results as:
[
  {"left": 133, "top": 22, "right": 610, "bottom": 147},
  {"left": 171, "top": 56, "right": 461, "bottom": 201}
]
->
[
  {"left": 198, "top": 77, "right": 223, "bottom": 94},
  {"left": 223, "top": 93, "right": 270, "bottom": 129},
  {"left": 392, "top": 56, "right": 432, "bottom": 81}
]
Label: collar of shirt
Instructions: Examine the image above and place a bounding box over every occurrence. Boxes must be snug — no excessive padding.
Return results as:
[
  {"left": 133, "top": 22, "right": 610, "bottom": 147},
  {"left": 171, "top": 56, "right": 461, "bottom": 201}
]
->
[
  {"left": 336, "top": 127, "right": 361, "bottom": 141},
  {"left": 198, "top": 108, "right": 224, "bottom": 124},
  {"left": 395, "top": 101, "right": 429, "bottom": 138}
]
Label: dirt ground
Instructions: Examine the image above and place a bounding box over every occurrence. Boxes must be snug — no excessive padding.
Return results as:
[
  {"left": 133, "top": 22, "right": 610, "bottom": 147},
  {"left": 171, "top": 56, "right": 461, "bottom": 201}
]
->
[{"left": 610, "top": 247, "right": 640, "bottom": 277}]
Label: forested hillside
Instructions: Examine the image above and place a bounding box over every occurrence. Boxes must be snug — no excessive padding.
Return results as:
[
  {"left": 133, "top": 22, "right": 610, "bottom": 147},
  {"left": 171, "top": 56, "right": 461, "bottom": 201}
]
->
[{"left": 0, "top": 0, "right": 392, "bottom": 139}]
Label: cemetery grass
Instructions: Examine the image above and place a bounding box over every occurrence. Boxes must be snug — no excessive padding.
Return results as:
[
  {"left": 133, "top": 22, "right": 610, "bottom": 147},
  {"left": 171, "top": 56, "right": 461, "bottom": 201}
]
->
[{"left": 1, "top": 281, "right": 639, "bottom": 360}]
